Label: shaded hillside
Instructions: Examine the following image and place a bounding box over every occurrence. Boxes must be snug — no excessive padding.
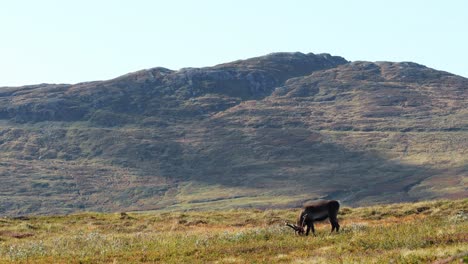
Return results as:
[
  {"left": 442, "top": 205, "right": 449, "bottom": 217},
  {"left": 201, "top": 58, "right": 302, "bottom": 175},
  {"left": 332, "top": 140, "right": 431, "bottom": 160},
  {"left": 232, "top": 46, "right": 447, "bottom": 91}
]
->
[{"left": 0, "top": 52, "right": 466, "bottom": 215}]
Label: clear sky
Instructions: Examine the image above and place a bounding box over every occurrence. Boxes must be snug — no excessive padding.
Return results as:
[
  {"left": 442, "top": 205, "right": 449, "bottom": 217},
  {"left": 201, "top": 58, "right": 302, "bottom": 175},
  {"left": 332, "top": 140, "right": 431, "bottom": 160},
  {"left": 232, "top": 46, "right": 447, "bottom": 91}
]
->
[{"left": 1, "top": 0, "right": 467, "bottom": 86}]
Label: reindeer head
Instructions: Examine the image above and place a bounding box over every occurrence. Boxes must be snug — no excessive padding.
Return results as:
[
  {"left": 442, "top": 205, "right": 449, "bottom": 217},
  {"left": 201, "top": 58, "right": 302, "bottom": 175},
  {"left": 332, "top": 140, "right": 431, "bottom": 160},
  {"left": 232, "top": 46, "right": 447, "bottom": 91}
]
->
[{"left": 285, "top": 213, "right": 308, "bottom": 235}]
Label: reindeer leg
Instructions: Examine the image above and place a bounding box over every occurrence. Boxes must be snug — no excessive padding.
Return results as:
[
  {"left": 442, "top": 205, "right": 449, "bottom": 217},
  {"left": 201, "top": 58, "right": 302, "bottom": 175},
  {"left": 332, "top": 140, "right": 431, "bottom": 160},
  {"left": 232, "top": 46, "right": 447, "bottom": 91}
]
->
[
  {"left": 330, "top": 219, "right": 335, "bottom": 233},
  {"left": 330, "top": 217, "right": 340, "bottom": 233},
  {"left": 307, "top": 222, "right": 315, "bottom": 236}
]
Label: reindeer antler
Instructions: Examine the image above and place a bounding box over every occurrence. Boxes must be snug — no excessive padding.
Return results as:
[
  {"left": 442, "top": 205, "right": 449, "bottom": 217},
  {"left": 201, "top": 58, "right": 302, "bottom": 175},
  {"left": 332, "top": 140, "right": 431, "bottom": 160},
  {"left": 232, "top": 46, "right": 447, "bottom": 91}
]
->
[
  {"left": 285, "top": 222, "right": 305, "bottom": 235},
  {"left": 285, "top": 222, "right": 300, "bottom": 231}
]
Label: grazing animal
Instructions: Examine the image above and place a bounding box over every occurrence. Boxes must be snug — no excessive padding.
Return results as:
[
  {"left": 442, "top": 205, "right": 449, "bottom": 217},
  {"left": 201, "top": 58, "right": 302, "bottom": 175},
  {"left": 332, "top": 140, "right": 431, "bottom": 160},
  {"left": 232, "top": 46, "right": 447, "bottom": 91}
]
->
[{"left": 286, "top": 200, "right": 340, "bottom": 236}]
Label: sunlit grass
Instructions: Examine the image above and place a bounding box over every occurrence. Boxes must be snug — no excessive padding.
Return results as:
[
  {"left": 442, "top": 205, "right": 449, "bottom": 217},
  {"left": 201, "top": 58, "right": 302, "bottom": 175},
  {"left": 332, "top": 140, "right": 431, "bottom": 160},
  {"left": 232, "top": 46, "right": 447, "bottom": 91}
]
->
[{"left": 0, "top": 199, "right": 466, "bottom": 263}]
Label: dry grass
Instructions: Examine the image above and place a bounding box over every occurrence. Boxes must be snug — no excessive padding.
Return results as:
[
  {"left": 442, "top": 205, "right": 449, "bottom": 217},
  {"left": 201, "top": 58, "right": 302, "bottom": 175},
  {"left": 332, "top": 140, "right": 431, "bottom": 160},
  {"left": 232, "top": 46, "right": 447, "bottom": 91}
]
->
[{"left": 0, "top": 199, "right": 466, "bottom": 263}]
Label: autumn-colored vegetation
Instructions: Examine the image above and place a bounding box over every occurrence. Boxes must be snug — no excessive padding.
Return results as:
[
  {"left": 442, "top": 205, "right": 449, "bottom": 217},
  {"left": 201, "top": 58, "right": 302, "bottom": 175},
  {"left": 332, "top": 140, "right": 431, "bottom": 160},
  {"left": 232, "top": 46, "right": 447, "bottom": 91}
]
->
[
  {"left": 0, "top": 52, "right": 467, "bottom": 215},
  {"left": 0, "top": 199, "right": 466, "bottom": 263}
]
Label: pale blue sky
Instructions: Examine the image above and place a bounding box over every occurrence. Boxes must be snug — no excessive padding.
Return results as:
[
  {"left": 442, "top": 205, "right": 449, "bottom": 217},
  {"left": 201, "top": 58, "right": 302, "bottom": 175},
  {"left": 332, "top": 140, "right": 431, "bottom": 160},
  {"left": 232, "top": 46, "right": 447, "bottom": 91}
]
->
[{"left": 1, "top": 0, "right": 467, "bottom": 86}]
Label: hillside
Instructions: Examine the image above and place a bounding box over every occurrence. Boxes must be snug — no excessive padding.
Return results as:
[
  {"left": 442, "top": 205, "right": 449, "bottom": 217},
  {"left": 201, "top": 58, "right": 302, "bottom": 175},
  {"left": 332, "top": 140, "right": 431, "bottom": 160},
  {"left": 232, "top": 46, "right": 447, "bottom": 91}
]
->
[{"left": 0, "top": 52, "right": 467, "bottom": 215}]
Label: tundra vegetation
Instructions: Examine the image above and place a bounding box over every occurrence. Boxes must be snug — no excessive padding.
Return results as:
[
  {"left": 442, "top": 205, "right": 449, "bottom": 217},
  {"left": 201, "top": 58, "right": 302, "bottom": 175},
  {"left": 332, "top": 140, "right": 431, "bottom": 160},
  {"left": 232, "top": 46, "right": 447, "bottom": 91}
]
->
[{"left": 0, "top": 199, "right": 466, "bottom": 263}]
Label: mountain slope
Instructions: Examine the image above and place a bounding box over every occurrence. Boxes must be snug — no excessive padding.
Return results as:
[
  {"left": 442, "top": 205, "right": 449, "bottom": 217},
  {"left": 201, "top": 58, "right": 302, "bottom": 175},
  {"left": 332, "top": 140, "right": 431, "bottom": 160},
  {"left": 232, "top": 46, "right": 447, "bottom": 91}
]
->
[{"left": 0, "top": 52, "right": 466, "bottom": 215}]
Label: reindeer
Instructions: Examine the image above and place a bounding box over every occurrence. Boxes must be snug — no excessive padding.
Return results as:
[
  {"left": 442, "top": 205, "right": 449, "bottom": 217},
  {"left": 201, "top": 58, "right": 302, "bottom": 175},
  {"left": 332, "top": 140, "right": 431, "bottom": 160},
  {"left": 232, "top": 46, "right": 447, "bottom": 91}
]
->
[{"left": 286, "top": 200, "right": 340, "bottom": 236}]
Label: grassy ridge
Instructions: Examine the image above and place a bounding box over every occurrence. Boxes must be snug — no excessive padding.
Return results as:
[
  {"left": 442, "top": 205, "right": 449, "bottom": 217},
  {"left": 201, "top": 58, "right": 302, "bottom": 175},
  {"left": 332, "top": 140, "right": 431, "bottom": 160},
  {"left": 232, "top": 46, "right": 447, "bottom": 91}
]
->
[{"left": 0, "top": 199, "right": 467, "bottom": 263}]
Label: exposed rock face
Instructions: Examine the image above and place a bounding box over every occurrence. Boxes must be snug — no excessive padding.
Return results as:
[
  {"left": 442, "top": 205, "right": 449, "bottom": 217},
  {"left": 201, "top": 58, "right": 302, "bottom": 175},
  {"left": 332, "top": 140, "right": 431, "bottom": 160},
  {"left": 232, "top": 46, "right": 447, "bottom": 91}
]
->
[{"left": 0, "top": 52, "right": 466, "bottom": 215}]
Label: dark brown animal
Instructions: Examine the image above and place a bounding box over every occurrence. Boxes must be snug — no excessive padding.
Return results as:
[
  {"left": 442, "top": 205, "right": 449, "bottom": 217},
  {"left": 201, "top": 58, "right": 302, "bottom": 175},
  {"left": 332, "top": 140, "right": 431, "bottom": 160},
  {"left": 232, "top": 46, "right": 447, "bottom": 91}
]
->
[{"left": 286, "top": 200, "right": 340, "bottom": 236}]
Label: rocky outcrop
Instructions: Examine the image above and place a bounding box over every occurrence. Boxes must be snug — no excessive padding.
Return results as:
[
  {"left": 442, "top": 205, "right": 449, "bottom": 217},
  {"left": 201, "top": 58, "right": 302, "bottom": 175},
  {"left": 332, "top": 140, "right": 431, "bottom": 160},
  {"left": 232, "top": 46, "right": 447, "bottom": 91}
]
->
[{"left": 0, "top": 52, "right": 348, "bottom": 123}]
